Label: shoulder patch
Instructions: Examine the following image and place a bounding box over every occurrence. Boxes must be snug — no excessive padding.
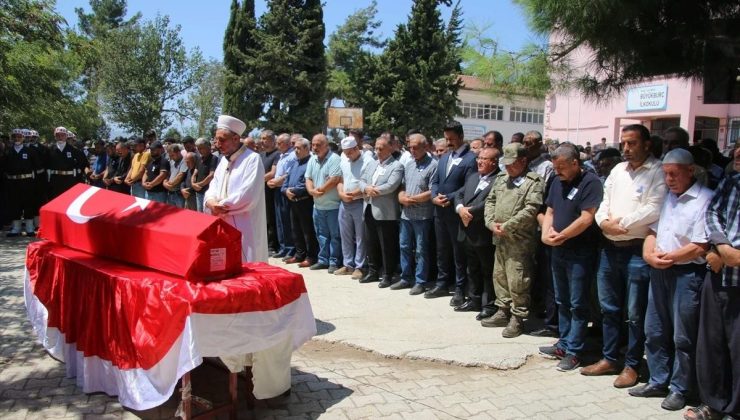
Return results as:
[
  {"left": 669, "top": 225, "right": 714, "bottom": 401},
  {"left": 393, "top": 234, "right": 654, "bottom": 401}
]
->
[{"left": 526, "top": 171, "right": 541, "bottom": 181}]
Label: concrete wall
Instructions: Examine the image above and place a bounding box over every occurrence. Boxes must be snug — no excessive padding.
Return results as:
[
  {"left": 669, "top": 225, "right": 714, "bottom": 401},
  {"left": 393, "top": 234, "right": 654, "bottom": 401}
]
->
[{"left": 456, "top": 88, "right": 545, "bottom": 141}]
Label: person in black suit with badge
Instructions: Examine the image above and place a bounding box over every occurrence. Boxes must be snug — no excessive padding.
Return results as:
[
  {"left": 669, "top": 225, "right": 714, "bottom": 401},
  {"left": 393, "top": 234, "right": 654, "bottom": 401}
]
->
[
  {"left": 427, "top": 121, "right": 477, "bottom": 305},
  {"left": 454, "top": 147, "right": 500, "bottom": 319}
]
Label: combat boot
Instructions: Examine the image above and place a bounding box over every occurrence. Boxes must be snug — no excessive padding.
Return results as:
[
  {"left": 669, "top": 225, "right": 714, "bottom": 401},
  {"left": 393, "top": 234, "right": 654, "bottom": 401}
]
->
[
  {"left": 502, "top": 315, "right": 523, "bottom": 338},
  {"left": 481, "top": 307, "right": 510, "bottom": 327}
]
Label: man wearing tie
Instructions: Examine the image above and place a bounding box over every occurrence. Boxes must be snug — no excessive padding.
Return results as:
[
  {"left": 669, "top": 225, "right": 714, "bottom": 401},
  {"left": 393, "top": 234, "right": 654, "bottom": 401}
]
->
[
  {"left": 427, "top": 121, "right": 477, "bottom": 305},
  {"left": 454, "top": 147, "right": 501, "bottom": 319}
]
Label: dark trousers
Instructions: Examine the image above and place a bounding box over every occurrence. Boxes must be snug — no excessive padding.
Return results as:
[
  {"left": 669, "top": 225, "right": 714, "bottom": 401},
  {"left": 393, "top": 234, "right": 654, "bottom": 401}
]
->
[
  {"left": 274, "top": 189, "right": 294, "bottom": 255},
  {"left": 533, "top": 241, "right": 558, "bottom": 331},
  {"left": 696, "top": 272, "right": 740, "bottom": 417},
  {"left": 6, "top": 178, "right": 36, "bottom": 219},
  {"left": 289, "top": 199, "right": 318, "bottom": 262},
  {"left": 465, "top": 239, "right": 495, "bottom": 309},
  {"left": 363, "top": 205, "right": 399, "bottom": 277},
  {"left": 434, "top": 211, "right": 467, "bottom": 290},
  {"left": 265, "top": 188, "right": 279, "bottom": 252}
]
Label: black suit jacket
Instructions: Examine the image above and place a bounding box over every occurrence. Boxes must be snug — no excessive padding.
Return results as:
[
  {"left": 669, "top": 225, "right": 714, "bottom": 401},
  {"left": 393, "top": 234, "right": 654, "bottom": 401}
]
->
[{"left": 454, "top": 171, "right": 497, "bottom": 246}]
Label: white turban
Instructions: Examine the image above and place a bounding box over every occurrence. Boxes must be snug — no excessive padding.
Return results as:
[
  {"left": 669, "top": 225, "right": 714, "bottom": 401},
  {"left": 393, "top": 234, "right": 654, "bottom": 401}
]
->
[{"left": 217, "top": 115, "right": 247, "bottom": 136}]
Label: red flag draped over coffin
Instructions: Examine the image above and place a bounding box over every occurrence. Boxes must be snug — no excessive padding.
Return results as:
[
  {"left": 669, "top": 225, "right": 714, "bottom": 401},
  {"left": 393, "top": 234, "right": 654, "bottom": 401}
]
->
[{"left": 38, "top": 183, "right": 243, "bottom": 281}]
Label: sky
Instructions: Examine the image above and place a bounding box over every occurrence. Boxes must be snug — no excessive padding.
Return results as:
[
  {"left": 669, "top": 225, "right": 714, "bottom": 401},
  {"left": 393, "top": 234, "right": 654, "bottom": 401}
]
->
[{"left": 55, "top": 0, "right": 542, "bottom": 61}]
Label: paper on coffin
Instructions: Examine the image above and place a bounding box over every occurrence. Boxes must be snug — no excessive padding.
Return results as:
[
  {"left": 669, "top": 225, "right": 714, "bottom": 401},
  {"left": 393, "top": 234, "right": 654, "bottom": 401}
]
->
[{"left": 38, "top": 183, "right": 243, "bottom": 281}]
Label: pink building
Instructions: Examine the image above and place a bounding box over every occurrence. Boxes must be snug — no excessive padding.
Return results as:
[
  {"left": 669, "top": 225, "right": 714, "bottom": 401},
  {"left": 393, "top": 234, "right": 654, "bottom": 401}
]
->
[{"left": 545, "top": 66, "right": 740, "bottom": 152}]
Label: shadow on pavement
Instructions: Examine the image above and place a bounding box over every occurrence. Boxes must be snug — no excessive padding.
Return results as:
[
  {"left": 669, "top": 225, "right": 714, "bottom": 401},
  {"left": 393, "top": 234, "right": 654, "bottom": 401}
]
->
[{"left": 315, "top": 318, "right": 335, "bottom": 336}]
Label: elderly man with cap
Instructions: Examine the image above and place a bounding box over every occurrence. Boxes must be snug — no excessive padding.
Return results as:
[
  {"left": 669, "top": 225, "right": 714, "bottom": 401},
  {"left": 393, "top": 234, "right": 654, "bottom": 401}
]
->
[
  {"left": 47, "top": 127, "right": 87, "bottom": 200},
  {"left": 336, "top": 136, "right": 371, "bottom": 278},
  {"left": 628, "top": 149, "right": 713, "bottom": 411},
  {"left": 2, "top": 129, "right": 41, "bottom": 237},
  {"left": 204, "top": 115, "right": 268, "bottom": 263},
  {"left": 483, "top": 142, "right": 544, "bottom": 337}
]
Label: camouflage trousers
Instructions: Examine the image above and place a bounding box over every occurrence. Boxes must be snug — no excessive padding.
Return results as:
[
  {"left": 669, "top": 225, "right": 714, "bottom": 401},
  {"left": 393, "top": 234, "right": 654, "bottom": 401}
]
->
[{"left": 493, "top": 239, "right": 536, "bottom": 318}]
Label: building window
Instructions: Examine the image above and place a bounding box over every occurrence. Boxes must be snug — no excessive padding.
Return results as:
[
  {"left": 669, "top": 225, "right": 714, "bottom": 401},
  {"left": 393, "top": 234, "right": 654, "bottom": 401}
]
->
[
  {"left": 509, "top": 107, "right": 544, "bottom": 125},
  {"left": 457, "top": 102, "right": 503, "bottom": 121}
]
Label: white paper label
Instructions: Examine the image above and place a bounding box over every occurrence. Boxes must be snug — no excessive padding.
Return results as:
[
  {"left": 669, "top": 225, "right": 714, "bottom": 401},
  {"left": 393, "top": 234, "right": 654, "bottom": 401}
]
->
[{"left": 210, "top": 248, "right": 226, "bottom": 271}]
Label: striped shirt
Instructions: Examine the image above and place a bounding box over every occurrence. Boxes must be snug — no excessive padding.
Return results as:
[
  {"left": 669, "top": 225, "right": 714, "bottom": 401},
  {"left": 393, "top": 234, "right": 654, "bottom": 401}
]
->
[
  {"left": 401, "top": 155, "right": 437, "bottom": 220},
  {"left": 705, "top": 172, "right": 740, "bottom": 287}
]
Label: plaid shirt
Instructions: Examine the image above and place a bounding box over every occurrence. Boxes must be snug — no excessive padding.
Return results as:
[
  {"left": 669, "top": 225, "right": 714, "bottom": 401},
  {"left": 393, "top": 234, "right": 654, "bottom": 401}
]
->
[
  {"left": 706, "top": 172, "right": 740, "bottom": 287},
  {"left": 401, "top": 155, "right": 437, "bottom": 220}
]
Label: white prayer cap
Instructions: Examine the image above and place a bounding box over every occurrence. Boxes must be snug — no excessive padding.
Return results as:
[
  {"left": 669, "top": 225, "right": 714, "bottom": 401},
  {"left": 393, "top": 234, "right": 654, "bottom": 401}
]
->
[
  {"left": 216, "top": 115, "right": 247, "bottom": 136},
  {"left": 54, "top": 126, "right": 67, "bottom": 135},
  {"left": 340, "top": 137, "right": 357, "bottom": 149},
  {"left": 663, "top": 148, "right": 693, "bottom": 165}
]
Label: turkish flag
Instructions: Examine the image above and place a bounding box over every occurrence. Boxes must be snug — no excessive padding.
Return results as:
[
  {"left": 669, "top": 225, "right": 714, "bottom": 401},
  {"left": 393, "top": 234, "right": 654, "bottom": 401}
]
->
[{"left": 38, "top": 183, "right": 243, "bottom": 281}]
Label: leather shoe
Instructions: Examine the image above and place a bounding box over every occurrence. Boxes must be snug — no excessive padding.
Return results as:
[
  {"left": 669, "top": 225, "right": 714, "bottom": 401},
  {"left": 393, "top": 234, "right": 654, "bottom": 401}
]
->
[
  {"left": 528, "top": 327, "right": 559, "bottom": 338},
  {"left": 449, "top": 291, "right": 465, "bottom": 307},
  {"left": 476, "top": 307, "right": 496, "bottom": 321},
  {"left": 660, "top": 392, "right": 686, "bottom": 411},
  {"left": 297, "top": 260, "right": 313, "bottom": 268},
  {"left": 579, "top": 359, "right": 620, "bottom": 376},
  {"left": 284, "top": 256, "right": 301, "bottom": 264},
  {"left": 409, "top": 284, "right": 426, "bottom": 295},
  {"left": 454, "top": 300, "right": 481, "bottom": 312},
  {"left": 424, "top": 286, "right": 449, "bottom": 299},
  {"left": 614, "top": 366, "right": 640, "bottom": 388},
  {"left": 359, "top": 273, "right": 379, "bottom": 284},
  {"left": 628, "top": 383, "right": 669, "bottom": 398},
  {"left": 310, "top": 263, "right": 329, "bottom": 270},
  {"left": 390, "top": 280, "right": 411, "bottom": 290},
  {"left": 378, "top": 276, "right": 392, "bottom": 288}
]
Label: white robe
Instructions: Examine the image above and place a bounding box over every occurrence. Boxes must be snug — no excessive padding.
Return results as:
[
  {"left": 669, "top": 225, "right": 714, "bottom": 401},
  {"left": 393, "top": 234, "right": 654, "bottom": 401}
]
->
[{"left": 204, "top": 147, "right": 269, "bottom": 263}]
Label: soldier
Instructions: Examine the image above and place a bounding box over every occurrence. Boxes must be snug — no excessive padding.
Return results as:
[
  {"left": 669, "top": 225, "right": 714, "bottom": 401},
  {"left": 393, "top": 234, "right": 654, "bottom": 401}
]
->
[
  {"left": 483, "top": 143, "right": 544, "bottom": 337},
  {"left": 48, "top": 127, "right": 86, "bottom": 200},
  {"left": 27, "top": 130, "right": 48, "bottom": 231},
  {"left": 2, "top": 129, "right": 40, "bottom": 236}
]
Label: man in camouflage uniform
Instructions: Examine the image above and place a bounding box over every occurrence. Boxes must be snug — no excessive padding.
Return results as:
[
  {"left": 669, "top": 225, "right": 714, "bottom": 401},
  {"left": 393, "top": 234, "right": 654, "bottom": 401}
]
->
[{"left": 483, "top": 143, "right": 544, "bottom": 337}]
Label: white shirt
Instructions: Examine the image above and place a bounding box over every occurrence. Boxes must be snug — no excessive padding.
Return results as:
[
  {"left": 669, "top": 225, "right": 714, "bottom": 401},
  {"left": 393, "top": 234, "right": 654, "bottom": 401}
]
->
[
  {"left": 446, "top": 144, "right": 467, "bottom": 176},
  {"left": 650, "top": 181, "right": 713, "bottom": 264},
  {"left": 595, "top": 156, "right": 666, "bottom": 241},
  {"left": 529, "top": 155, "right": 554, "bottom": 184},
  {"left": 339, "top": 153, "right": 369, "bottom": 200}
]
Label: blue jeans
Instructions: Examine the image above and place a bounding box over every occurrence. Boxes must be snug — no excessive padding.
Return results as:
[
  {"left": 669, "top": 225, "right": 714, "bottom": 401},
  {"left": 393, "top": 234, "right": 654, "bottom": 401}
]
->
[
  {"left": 145, "top": 190, "right": 167, "bottom": 203},
  {"left": 313, "top": 208, "right": 341, "bottom": 267},
  {"left": 645, "top": 264, "right": 704, "bottom": 395},
  {"left": 339, "top": 201, "right": 365, "bottom": 269},
  {"left": 552, "top": 246, "right": 595, "bottom": 356},
  {"left": 196, "top": 191, "right": 206, "bottom": 213},
  {"left": 597, "top": 244, "right": 651, "bottom": 368},
  {"left": 167, "top": 192, "right": 185, "bottom": 208},
  {"left": 275, "top": 191, "right": 294, "bottom": 256},
  {"left": 131, "top": 182, "right": 145, "bottom": 198},
  {"left": 400, "top": 218, "right": 433, "bottom": 285}
]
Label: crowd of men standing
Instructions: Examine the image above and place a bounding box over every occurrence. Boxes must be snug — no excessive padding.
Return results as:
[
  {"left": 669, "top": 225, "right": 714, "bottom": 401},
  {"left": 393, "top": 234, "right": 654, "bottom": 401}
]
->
[{"left": 1, "top": 120, "right": 738, "bottom": 418}]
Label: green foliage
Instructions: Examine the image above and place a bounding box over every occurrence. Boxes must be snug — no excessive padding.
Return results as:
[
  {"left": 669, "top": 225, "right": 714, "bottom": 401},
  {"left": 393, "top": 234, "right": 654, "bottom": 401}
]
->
[
  {"left": 462, "top": 23, "right": 551, "bottom": 99},
  {"left": 364, "top": 0, "right": 463, "bottom": 138},
  {"left": 179, "top": 60, "right": 225, "bottom": 137},
  {"left": 514, "top": 0, "right": 740, "bottom": 98},
  {"left": 162, "top": 127, "right": 181, "bottom": 141},
  {"left": 97, "top": 15, "right": 205, "bottom": 135}
]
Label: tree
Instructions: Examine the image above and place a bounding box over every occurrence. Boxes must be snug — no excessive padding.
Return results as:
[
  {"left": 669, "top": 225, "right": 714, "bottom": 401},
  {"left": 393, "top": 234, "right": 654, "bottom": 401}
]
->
[
  {"left": 326, "top": 1, "right": 385, "bottom": 106},
  {"left": 180, "top": 60, "right": 224, "bottom": 137},
  {"left": 365, "top": 0, "right": 463, "bottom": 137},
  {"left": 254, "top": 0, "right": 327, "bottom": 134},
  {"left": 97, "top": 15, "right": 205, "bottom": 135},
  {"left": 222, "top": 0, "right": 262, "bottom": 126},
  {"left": 462, "top": 24, "right": 551, "bottom": 99},
  {"left": 514, "top": 0, "right": 740, "bottom": 99}
]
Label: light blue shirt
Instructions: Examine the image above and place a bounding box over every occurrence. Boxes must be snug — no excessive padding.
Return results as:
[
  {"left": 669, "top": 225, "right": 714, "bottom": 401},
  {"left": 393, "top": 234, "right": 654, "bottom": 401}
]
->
[
  {"left": 340, "top": 153, "right": 371, "bottom": 198},
  {"left": 275, "top": 148, "right": 297, "bottom": 178},
  {"left": 305, "top": 151, "right": 342, "bottom": 210}
]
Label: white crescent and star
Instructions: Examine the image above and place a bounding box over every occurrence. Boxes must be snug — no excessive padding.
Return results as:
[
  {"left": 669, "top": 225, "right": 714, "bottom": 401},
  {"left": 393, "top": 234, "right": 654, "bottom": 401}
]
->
[{"left": 66, "top": 186, "right": 151, "bottom": 224}]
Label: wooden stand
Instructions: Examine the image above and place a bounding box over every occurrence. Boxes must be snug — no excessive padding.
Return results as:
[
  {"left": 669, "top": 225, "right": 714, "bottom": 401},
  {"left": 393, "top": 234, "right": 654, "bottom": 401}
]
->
[{"left": 179, "top": 371, "right": 239, "bottom": 420}]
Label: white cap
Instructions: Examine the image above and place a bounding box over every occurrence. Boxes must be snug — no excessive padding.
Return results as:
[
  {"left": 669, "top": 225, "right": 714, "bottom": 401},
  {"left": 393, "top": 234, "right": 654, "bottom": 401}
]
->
[
  {"left": 340, "top": 137, "right": 357, "bottom": 149},
  {"left": 68, "top": 131, "right": 76, "bottom": 139},
  {"left": 30, "top": 130, "right": 38, "bottom": 137},
  {"left": 11, "top": 128, "right": 23, "bottom": 135},
  {"left": 22, "top": 129, "right": 31, "bottom": 137},
  {"left": 216, "top": 115, "right": 247, "bottom": 136},
  {"left": 663, "top": 148, "right": 693, "bottom": 165},
  {"left": 54, "top": 126, "right": 67, "bottom": 135}
]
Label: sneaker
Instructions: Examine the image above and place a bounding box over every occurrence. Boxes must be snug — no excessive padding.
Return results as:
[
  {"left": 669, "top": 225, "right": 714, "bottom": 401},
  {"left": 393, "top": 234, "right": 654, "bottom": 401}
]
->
[
  {"left": 327, "top": 265, "right": 339, "bottom": 274},
  {"left": 351, "top": 269, "right": 363, "bottom": 280},
  {"left": 334, "top": 266, "right": 352, "bottom": 275},
  {"left": 481, "top": 309, "right": 510, "bottom": 328},
  {"left": 538, "top": 345, "right": 565, "bottom": 360},
  {"left": 556, "top": 354, "right": 580, "bottom": 372}
]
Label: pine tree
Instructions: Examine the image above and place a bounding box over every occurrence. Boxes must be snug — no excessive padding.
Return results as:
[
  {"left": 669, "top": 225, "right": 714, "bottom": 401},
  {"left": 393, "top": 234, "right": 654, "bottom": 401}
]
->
[
  {"left": 222, "top": 0, "right": 262, "bottom": 126},
  {"left": 366, "top": 0, "right": 462, "bottom": 138}
]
